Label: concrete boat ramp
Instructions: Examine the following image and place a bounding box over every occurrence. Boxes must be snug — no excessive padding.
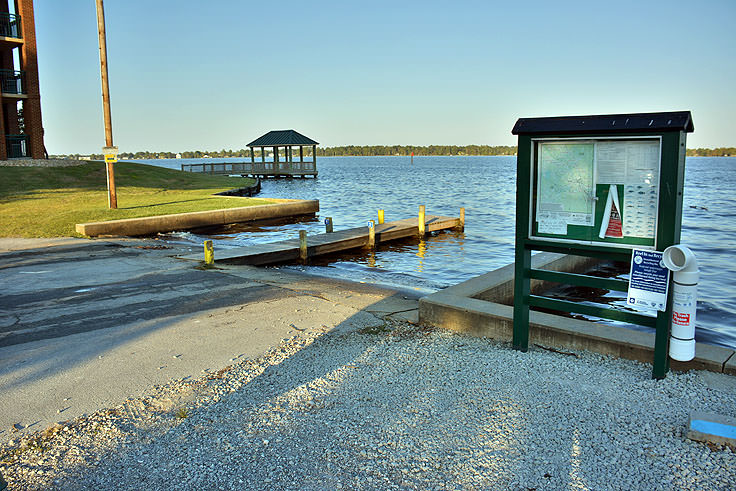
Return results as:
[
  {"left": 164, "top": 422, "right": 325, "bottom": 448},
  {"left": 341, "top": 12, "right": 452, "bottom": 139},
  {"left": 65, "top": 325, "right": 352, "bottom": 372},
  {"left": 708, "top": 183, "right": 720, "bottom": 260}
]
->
[{"left": 181, "top": 214, "right": 463, "bottom": 265}]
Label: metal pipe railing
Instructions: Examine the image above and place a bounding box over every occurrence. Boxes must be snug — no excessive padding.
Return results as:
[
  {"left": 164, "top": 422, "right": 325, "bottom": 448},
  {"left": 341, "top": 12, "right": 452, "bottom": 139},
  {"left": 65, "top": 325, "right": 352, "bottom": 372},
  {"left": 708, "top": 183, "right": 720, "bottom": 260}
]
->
[{"left": 0, "top": 13, "right": 22, "bottom": 39}]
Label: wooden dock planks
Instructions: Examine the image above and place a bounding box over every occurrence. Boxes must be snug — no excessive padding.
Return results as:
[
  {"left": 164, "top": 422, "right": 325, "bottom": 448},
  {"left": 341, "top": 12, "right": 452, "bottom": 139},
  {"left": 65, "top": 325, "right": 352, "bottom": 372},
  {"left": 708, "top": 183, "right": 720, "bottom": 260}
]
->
[{"left": 180, "top": 215, "right": 461, "bottom": 265}]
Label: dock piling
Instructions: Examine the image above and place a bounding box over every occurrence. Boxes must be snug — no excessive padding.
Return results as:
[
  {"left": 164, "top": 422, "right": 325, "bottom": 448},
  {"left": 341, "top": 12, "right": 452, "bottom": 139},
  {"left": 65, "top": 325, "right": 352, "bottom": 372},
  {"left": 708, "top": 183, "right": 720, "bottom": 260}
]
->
[
  {"left": 204, "top": 240, "right": 214, "bottom": 265},
  {"left": 418, "top": 205, "right": 426, "bottom": 237},
  {"left": 378, "top": 209, "right": 385, "bottom": 224},
  {"left": 368, "top": 220, "right": 376, "bottom": 249},
  {"left": 325, "top": 217, "right": 333, "bottom": 233},
  {"left": 459, "top": 207, "right": 465, "bottom": 231},
  {"left": 299, "top": 230, "right": 308, "bottom": 262}
]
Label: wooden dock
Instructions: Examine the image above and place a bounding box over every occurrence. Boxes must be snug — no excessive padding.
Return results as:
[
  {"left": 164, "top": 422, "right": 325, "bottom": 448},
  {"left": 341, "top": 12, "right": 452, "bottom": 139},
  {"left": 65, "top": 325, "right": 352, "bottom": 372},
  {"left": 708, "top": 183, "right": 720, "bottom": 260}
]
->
[
  {"left": 181, "top": 161, "right": 317, "bottom": 178},
  {"left": 181, "top": 214, "right": 462, "bottom": 266}
]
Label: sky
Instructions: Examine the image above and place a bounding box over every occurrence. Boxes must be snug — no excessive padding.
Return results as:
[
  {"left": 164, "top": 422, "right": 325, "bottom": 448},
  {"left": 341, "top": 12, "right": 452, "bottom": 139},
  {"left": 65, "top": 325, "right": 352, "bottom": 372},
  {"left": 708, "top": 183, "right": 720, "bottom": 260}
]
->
[{"left": 34, "top": 0, "right": 736, "bottom": 154}]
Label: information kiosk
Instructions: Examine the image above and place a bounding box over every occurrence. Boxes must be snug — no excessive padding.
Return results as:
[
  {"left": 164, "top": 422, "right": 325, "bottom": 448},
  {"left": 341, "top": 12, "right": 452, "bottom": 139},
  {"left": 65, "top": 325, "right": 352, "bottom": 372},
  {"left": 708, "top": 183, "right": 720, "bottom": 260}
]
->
[{"left": 510, "top": 111, "right": 694, "bottom": 379}]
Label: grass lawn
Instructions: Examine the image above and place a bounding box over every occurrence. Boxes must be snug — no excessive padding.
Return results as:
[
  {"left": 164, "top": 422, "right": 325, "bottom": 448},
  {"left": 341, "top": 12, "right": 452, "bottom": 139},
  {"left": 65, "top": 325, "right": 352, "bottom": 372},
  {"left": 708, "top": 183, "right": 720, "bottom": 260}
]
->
[{"left": 0, "top": 161, "right": 270, "bottom": 237}]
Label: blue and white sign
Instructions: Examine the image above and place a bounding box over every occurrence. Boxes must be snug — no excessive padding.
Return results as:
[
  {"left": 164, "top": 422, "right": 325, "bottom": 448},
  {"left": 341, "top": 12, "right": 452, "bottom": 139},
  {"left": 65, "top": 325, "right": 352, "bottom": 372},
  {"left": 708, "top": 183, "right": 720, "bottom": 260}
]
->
[{"left": 627, "top": 249, "right": 670, "bottom": 312}]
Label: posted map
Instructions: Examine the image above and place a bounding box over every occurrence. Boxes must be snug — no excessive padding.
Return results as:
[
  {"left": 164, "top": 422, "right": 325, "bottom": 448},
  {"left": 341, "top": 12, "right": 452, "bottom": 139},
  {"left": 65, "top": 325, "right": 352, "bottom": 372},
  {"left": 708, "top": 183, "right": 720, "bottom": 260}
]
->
[{"left": 537, "top": 143, "right": 595, "bottom": 231}]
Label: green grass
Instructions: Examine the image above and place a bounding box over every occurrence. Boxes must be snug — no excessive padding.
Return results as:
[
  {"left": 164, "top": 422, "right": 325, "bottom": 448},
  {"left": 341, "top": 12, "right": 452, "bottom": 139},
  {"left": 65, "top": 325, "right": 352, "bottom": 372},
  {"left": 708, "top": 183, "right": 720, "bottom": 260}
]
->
[{"left": 0, "top": 161, "right": 270, "bottom": 237}]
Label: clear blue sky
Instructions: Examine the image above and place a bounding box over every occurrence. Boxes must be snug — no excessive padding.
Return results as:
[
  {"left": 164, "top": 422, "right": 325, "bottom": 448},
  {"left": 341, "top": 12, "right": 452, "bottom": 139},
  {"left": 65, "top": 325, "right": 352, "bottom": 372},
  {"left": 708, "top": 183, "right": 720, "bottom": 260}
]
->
[{"left": 35, "top": 0, "right": 735, "bottom": 154}]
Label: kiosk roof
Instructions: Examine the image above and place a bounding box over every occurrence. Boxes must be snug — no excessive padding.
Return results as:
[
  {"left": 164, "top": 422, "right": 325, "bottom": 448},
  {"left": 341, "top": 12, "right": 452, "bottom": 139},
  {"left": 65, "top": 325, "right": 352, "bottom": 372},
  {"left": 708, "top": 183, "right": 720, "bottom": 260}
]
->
[{"left": 512, "top": 111, "right": 694, "bottom": 136}]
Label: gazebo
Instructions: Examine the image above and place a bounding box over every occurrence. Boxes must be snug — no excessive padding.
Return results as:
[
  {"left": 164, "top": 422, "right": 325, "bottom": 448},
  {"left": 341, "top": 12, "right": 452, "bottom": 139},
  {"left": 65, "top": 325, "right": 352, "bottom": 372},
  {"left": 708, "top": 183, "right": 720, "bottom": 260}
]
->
[{"left": 247, "top": 130, "right": 319, "bottom": 178}]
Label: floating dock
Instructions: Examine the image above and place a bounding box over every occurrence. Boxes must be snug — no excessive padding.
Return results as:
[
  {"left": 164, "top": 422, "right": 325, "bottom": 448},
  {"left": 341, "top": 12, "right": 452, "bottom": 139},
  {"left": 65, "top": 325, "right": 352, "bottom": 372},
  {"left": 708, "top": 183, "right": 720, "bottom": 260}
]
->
[{"left": 182, "top": 214, "right": 462, "bottom": 266}]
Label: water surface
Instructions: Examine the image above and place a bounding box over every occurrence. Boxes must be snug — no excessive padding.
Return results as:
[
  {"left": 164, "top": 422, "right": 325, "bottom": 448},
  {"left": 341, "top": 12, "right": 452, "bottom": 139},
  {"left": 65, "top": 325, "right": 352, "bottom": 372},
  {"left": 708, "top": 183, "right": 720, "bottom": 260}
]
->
[{"left": 131, "top": 156, "right": 736, "bottom": 349}]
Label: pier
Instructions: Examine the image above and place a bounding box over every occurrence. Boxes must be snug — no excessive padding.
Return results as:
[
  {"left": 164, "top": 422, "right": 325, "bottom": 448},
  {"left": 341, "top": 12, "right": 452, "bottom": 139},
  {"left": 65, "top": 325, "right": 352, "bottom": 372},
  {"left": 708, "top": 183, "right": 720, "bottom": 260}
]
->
[
  {"left": 180, "top": 161, "right": 317, "bottom": 178},
  {"left": 182, "top": 212, "right": 463, "bottom": 266}
]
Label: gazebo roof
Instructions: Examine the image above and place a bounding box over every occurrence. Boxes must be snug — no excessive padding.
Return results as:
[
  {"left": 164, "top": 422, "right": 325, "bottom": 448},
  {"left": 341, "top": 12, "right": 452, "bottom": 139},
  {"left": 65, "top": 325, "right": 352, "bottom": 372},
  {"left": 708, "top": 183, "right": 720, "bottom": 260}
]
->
[{"left": 247, "top": 130, "right": 319, "bottom": 147}]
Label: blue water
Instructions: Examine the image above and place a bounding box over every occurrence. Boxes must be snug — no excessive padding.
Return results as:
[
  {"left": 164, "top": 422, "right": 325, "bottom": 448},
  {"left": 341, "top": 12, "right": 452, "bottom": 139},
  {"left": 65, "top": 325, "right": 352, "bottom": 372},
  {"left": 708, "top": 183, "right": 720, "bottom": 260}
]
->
[{"left": 128, "top": 156, "right": 736, "bottom": 350}]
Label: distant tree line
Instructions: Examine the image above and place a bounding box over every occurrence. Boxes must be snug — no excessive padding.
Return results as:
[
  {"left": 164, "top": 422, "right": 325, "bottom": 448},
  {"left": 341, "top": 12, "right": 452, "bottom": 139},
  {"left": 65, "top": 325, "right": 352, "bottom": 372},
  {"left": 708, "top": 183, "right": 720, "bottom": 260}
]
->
[
  {"left": 55, "top": 145, "right": 734, "bottom": 160},
  {"left": 686, "top": 147, "right": 736, "bottom": 157},
  {"left": 316, "top": 145, "right": 517, "bottom": 156}
]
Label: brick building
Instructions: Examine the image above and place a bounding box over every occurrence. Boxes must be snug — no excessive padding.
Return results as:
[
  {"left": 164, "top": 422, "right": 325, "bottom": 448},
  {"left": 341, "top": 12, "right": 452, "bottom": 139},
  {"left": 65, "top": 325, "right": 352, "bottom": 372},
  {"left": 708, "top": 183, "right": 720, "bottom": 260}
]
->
[{"left": 0, "top": 0, "right": 44, "bottom": 159}]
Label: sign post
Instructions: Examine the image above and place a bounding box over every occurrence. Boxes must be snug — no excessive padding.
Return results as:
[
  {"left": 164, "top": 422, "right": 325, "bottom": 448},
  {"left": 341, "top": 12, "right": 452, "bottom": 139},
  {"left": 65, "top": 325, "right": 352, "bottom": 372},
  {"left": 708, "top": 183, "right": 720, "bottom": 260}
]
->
[{"left": 511, "top": 112, "right": 694, "bottom": 379}]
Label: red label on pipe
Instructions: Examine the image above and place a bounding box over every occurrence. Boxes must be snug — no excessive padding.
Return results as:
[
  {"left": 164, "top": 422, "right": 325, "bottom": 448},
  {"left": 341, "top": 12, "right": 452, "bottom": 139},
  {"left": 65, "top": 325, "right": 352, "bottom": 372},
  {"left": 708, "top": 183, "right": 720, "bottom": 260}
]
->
[{"left": 672, "top": 312, "right": 690, "bottom": 326}]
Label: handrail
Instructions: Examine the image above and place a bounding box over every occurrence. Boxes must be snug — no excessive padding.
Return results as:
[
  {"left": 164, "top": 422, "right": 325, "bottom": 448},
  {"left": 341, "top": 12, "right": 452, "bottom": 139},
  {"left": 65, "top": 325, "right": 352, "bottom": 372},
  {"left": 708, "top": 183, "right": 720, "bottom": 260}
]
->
[
  {"left": 6, "top": 134, "right": 29, "bottom": 158},
  {"left": 0, "top": 13, "right": 21, "bottom": 39},
  {"left": 181, "top": 161, "right": 316, "bottom": 174},
  {"left": 0, "top": 69, "right": 25, "bottom": 94}
]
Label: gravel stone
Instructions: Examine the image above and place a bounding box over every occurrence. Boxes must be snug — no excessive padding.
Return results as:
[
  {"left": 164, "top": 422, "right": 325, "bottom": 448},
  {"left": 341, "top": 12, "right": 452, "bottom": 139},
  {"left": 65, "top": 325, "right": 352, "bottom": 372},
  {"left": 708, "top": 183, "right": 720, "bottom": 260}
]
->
[{"left": 0, "top": 320, "right": 734, "bottom": 490}]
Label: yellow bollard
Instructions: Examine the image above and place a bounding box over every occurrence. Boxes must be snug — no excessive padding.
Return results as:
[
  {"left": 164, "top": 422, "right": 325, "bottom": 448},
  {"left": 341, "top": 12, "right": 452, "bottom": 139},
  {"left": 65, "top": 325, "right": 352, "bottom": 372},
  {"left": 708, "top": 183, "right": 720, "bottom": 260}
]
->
[
  {"left": 204, "top": 240, "right": 214, "bottom": 265},
  {"left": 299, "top": 230, "right": 308, "bottom": 262},
  {"left": 378, "top": 209, "right": 385, "bottom": 225},
  {"left": 324, "top": 217, "right": 333, "bottom": 233},
  {"left": 418, "top": 205, "right": 426, "bottom": 237},
  {"left": 368, "top": 220, "right": 376, "bottom": 249},
  {"left": 459, "top": 207, "right": 465, "bottom": 231}
]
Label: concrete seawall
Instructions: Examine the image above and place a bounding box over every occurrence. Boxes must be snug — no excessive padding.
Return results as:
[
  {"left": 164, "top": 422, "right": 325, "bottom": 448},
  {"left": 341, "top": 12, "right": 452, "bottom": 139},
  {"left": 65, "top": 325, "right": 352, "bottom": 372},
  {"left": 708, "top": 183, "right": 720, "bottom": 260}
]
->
[
  {"left": 75, "top": 198, "right": 318, "bottom": 237},
  {"left": 419, "top": 253, "right": 736, "bottom": 375}
]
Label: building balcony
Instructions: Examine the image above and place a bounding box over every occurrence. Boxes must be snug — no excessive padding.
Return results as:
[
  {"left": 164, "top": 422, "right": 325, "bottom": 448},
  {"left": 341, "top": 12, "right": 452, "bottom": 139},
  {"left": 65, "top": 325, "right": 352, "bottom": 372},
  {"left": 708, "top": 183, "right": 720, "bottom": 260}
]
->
[
  {"left": 0, "top": 13, "right": 21, "bottom": 40},
  {"left": 6, "top": 134, "right": 29, "bottom": 158},
  {"left": 0, "top": 69, "right": 25, "bottom": 96}
]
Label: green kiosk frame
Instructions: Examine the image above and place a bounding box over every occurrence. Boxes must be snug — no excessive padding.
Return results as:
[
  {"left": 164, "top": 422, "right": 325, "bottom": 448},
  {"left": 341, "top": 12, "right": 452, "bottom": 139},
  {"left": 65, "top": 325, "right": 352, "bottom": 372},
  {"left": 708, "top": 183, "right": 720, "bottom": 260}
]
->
[{"left": 511, "top": 111, "right": 694, "bottom": 379}]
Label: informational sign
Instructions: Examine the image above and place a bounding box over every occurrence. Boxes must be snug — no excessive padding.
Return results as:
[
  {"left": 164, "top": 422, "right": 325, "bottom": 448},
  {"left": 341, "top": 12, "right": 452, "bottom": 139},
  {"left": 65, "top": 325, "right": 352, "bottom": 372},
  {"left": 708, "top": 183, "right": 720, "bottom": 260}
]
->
[
  {"left": 102, "top": 145, "right": 118, "bottom": 164},
  {"left": 536, "top": 142, "right": 595, "bottom": 232},
  {"left": 627, "top": 249, "right": 670, "bottom": 312},
  {"left": 532, "top": 138, "right": 660, "bottom": 248}
]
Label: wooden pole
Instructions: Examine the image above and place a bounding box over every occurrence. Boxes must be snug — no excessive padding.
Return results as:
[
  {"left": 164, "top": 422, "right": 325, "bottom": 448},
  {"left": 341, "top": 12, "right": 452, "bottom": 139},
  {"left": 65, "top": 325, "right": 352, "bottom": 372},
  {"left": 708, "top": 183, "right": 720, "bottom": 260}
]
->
[
  {"left": 95, "top": 0, "right": 117, "bottom": 209},
  {"left": 299, "top": 230, "right": 308, "bottom": 262},
  {"left": 378, "top": 209, "right": 384, "bottom": 224},
  {"left": 418, "top": 205, "right": 426, "bottom": 237},
  {"left": 325, "top": 217, "right": 333, "bottom": 233},
  {"left": 459, "top": 207, "right": 465, "bottom": 231}
]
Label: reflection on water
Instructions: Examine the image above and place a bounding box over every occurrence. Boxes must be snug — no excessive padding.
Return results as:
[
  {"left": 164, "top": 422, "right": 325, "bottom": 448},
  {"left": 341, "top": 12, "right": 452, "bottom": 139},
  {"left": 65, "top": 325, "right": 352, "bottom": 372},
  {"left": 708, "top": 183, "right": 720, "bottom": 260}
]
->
[{"left": 144, "top": 156, "right": 736, "bottom": 350}]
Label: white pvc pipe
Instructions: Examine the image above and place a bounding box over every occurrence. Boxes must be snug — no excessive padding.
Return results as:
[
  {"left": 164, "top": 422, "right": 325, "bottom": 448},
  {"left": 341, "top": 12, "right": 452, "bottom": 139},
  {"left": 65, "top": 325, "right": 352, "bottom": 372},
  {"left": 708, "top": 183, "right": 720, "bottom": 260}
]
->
[{"left": 662, "top": 245, "right": 699, "bottom": 361}]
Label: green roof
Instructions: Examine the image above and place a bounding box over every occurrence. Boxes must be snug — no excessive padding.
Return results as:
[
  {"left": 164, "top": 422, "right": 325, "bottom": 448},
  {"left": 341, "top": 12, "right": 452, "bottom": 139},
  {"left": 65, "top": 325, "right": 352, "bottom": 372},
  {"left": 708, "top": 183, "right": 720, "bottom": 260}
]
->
[{"left": 247, "top": 130, "right": 319, "bottom": 147}]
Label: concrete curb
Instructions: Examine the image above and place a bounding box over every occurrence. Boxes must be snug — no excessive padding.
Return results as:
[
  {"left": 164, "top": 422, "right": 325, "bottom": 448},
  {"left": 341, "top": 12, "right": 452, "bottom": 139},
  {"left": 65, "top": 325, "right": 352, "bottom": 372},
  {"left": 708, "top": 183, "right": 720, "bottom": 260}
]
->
[
  {"left": 75, "top": 198, "right": 319, "bottom": 237},
  {"left": 419, "top": 253, "right": 736, "bottom": 374}
]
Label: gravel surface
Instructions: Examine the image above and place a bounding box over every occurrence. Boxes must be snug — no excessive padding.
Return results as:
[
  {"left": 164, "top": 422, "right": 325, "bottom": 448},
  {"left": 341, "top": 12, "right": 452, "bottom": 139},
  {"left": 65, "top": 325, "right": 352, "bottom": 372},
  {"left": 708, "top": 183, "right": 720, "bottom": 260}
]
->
[{"left": 1, "top": 320, "right": 734, "bottom": 490}]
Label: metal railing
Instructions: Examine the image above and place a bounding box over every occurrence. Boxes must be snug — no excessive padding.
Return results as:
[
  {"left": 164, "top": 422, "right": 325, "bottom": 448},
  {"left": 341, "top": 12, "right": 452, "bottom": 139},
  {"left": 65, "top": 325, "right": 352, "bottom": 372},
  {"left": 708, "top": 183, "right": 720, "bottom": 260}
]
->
[
  {"left": 0, "top": 69, "right": 25, "bottom": 94},
  {"left": 181, "top": 161, "right": 317, "bottom": 175},
  {"left": 0, "top": 13, "right": 21, "bottom": 39},
  {"left": 6, "top": 134, "right": 29, "bottom": 158}
]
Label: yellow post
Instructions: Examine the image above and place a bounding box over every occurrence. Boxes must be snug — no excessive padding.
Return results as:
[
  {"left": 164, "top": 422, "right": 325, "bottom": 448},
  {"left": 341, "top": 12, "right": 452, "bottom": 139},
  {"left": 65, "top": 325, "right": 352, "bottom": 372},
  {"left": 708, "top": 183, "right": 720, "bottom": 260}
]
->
[
  {"left": 418, "top": 205, "right": 426, "bottom": 237},
  {"left": 459, "top": 207, "right": 465, "bottom": 231},
  {"left": 325, "top": 217, "right": 333, "bottom": 233},
  {"left": 378, "top": 209, "right": 385, "bottom": 224},
  {"left": 299, "top": 230, "right": 308, "bottom": 262},
  {"left": 204, "top": 240, "right": 214, "bottom": 265},
  {"left": 368, "top": 220, "right": 376, "bottom": 249}
]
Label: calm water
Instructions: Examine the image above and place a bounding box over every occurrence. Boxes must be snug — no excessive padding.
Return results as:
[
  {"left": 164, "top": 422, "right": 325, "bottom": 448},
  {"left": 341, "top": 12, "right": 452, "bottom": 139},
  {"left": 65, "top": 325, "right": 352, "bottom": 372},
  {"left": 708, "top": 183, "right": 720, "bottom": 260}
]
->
[{"left": 130, "top": 156, "right": 736, "bottom": 349}]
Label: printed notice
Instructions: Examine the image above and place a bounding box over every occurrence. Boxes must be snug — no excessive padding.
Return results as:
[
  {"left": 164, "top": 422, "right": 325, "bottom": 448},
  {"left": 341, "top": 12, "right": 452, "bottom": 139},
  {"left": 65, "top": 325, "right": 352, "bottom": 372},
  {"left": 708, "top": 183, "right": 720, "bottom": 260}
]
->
[
  {"left": 537, "top": 212, "right": 568, "bottom": 235},
  {"left": 627, "top": 249, "right": 670, "bottom": 312},
  {"left": 537, "top": 143, "right": 595, "bottom": 231},
  {"left": 596, "top": 140, "right": 660, "bottom": 240}
]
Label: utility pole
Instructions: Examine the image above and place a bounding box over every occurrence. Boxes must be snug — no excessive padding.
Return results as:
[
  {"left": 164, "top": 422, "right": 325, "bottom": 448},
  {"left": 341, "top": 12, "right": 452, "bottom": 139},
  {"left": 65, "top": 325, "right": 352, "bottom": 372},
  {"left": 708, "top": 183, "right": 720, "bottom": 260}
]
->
[{"left": 95, "top": 0, "right": 117, "bottom": 209}]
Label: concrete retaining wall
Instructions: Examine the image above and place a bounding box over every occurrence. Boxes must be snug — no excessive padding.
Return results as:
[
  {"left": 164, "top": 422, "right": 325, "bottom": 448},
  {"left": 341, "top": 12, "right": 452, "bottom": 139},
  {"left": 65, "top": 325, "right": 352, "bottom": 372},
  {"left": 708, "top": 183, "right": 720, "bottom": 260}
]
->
[
  {"left": 76, "top": 199, "right": 318, "bottom": 237},
  {"left": 419, "top": 253, "right": 735, "bottom": 374}
]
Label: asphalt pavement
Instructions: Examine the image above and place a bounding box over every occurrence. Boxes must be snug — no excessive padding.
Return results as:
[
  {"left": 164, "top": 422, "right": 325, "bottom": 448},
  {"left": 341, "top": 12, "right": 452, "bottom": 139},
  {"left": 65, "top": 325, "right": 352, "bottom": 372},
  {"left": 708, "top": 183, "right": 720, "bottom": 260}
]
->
[{"left": 0, "top": 238, "right": 420, "bottom": 441}]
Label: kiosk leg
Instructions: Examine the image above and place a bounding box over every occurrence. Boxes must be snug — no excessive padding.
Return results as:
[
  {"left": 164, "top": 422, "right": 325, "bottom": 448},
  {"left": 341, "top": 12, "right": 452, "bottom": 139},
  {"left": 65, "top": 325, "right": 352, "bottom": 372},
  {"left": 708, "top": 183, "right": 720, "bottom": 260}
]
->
[
  {"left": 512, "top": 247, "right": 531, "bottom": 351},
  {"left": 652, "top": 306, "right": 672, "bottom": 379}
]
